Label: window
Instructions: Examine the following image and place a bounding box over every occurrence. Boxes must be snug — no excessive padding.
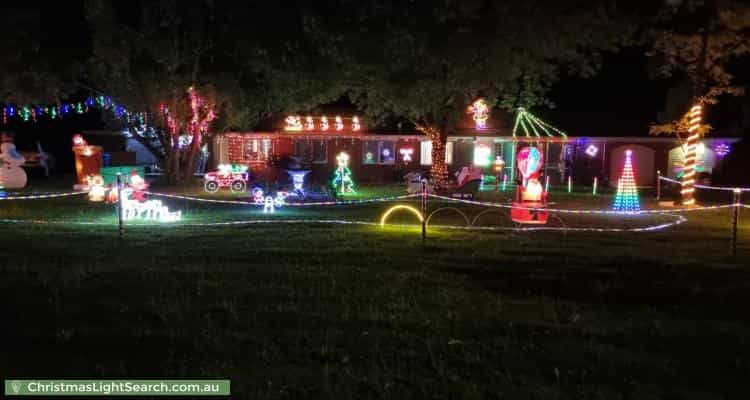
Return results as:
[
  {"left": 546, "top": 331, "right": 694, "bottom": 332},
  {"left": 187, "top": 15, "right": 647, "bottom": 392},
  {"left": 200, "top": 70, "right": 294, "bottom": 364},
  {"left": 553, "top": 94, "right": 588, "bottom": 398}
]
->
[
  {"left": 379, "top": 141, "right": 395, "bottom": 164},
  {"left": 363, "top": 140, "right": 396, "bottom": 165},
  {"left": 293, "top": 139, "right": 328, "bottom": 163},
  {"left": 421, "top": 141, "right": 432, "bottom": 165},
  {"left": 362, "top": 141, "right": 379, "bottom": 165},
  {"left": 473, "top": 142, "right": 492, "bottom": 166},
  {"left": 420, "top": 140, "right": 453, "bottom": 165},
  {"left": 312, "top": 140, "right": 327, "bottom": 163},
  {"left": 242, "top": 138, "right": 272, "bottom": 162}
]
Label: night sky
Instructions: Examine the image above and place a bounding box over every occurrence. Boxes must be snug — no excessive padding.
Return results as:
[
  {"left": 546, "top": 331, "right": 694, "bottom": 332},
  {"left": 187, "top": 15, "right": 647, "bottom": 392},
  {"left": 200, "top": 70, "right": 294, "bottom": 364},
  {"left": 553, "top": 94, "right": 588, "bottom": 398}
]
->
[{"left": 3, "top": 2, "right": 750, "bottom": 155}]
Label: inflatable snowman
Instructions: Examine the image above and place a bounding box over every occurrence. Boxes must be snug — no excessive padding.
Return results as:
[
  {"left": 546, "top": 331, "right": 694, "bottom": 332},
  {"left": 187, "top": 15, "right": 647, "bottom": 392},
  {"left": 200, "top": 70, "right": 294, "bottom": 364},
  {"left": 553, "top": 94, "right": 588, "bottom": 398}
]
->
[{"left": 0, "top": 133, "right": 27, "bottom": 189}]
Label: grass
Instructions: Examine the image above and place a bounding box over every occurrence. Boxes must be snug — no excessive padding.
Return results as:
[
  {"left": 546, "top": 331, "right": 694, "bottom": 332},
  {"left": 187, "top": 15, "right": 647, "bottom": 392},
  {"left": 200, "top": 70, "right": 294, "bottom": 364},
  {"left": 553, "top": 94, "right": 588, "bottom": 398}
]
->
[{"left": 1, "top": 179, "right": 749, "bottom": 399}]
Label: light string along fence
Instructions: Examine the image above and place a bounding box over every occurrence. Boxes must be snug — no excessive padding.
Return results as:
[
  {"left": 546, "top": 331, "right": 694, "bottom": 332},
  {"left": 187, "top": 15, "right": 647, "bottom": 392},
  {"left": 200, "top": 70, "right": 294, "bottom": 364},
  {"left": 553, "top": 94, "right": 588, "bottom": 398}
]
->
[
  {"left": 0, "top": 176, "right": 746, "bottom": 254},
  {"left": 657, "top": 174, "right": 747, "bottom": 255}
]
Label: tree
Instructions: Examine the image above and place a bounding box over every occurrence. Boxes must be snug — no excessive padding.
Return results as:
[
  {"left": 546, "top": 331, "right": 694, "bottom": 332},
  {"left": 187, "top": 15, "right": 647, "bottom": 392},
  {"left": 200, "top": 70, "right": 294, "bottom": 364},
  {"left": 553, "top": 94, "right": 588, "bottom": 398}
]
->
[
  {"left": 0, "top": 4, "right": 85, "bottom": 104},
  {"left": 306, "top": 0, "right": 632, "bottom": 186},
  {"left": 648, "top": 0, "right": 750, "bottom": 204},
  {"left": 84, "top": 0, "right": 347, "bottom": 184}
]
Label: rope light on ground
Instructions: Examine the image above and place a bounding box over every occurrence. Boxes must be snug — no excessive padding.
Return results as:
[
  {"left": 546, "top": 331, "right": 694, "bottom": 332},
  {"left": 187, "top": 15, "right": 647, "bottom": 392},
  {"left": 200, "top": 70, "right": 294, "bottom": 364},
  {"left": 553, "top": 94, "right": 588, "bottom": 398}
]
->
[
  {"left": 659, "top": 176, "right": 750, "bottom": 192},
  {"left": 0, "top": 191, "right": 87, "bottom": 201},
  {"left": 426, "top": 194, "right": 738, "bottom": 215},
  {"left": 141, "top": 191, "right": 420, "bottom": 206}
]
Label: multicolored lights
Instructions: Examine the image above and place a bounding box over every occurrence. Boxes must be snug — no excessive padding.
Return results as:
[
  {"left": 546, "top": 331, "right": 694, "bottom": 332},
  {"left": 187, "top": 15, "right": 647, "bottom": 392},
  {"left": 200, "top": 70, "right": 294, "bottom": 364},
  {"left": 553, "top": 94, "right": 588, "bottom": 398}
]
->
[
  {"left": 612, "top": 150, "right": 641, "bottom": 213},
  {"left": 468, "top": 98, "right": 489, "bottom": 130},
  {"left": 332, "top": 152, "right": 355, "bottom": 194}
]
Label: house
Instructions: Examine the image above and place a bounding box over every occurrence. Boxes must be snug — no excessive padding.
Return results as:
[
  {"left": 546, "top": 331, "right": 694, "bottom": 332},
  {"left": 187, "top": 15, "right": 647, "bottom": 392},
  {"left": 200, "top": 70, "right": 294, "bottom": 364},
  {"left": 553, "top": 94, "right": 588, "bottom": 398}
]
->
[{"left": 210, "top": 111, "right": 742, "bottom": 187}]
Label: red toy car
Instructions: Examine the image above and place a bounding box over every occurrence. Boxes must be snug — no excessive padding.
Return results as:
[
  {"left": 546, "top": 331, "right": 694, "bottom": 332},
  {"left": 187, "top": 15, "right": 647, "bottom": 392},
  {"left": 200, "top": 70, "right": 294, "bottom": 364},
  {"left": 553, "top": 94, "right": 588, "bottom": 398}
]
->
[{"left": 204, "top": 164, "right": 250, "bottom": 193}]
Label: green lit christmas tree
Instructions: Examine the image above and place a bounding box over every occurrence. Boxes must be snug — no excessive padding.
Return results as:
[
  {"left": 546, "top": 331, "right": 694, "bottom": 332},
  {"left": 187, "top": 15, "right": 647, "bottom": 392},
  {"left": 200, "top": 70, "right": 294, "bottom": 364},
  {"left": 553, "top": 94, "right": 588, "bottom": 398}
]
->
[{"left": 612, "top": 150, "right": 640, "bottom": 213}]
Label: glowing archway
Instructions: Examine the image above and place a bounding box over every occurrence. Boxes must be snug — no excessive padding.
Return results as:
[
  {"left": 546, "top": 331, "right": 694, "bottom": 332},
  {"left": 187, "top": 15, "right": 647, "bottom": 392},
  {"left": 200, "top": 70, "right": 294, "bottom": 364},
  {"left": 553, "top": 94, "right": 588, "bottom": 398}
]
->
[{"left": 379, "top": 205, "right": 424, "bottom": 227}]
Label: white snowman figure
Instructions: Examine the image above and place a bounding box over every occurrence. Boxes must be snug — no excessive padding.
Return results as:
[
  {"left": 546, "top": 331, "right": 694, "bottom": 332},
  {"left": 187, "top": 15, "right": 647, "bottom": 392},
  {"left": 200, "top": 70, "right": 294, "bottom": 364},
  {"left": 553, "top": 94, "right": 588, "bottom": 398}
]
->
[{"left": 0, "top": 133, "right": 27, "bottom": 189}]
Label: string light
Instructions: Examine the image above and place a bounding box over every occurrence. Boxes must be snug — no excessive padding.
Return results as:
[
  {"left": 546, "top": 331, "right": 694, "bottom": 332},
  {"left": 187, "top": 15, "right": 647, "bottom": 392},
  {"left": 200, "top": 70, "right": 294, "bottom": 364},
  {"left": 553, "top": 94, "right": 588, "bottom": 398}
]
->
[
  {"left": 320, "top": 116, "right": 329, "bottom": 131},
  {"left": 399, "top": 148, "right": 414, "bottom": 163},
  {"left": 121, "top": 189, "right": 181, "bottom": 223},
  {"left": 467, "top": 98, "right": 489, "bottom": 130},
  {"left": 2, "top": 96, "right": 136, "bottom": 125},
  {"left": 612, "top": 150, "right": 640, "bottom": 213},
  {"left": 332, "top": 152, "right": 356, "bottom": 194},
  {"left": 714, "top": 143, "right": 731, "bottom": 157},
  {"left": 0, "top": 191, "right": 87, "bottom": 201},
  {"left": 263, "top": 196, "right": 276, "bottom": 213},
  {"left": 379, "top": 205, "right": 424, "bottom": 227},
  {"left": 592, "top": 177, "right": 598, "bottom": 196},
  {"left": 681, "top": 104, "right": 702, "bottom": 206},
  {"left": 511, "top": 108, "right": 569, "bottom": 138},
  {"left": 567, "top": 176, "right": 572, "bottom": 193},
  {"left": 335, "top": 116, "right": 344, "bottom": 131},
  {"left": 284, "top": 115, "right": 303, "bottom": 131},
  {"left": 352, "top": 116, "right": 361, "bottom": 131}
]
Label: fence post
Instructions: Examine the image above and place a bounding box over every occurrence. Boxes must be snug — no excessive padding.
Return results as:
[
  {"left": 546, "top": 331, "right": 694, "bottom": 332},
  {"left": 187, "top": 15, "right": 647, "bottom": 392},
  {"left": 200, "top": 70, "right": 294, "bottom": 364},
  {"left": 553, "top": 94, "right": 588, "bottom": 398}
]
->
[
  {"left": 731, "top": 189, "right": 741, "bottom": 256},
  {"left": 421, "top": 180, "right": 427, "bottom": 244},
  {"left": 116, "top": 173, "right": 124, "bottom": 237},
  {"left": 657, "top": 170, "right": 661, "bottom": 201}
]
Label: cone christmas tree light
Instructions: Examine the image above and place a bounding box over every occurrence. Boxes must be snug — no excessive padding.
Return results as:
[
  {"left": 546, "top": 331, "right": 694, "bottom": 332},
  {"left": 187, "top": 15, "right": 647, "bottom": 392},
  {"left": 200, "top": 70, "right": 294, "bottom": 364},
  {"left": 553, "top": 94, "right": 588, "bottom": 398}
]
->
[{"left": 612, "top": 150, "right": 640, "bottom": 213}]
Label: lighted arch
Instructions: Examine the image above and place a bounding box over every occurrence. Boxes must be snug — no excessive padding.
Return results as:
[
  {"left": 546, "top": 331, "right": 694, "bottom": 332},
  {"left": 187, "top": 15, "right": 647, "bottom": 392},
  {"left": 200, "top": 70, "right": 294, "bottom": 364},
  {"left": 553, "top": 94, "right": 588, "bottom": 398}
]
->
[{"left": 379, "top": 205, "right": 424, "bottom": 227}]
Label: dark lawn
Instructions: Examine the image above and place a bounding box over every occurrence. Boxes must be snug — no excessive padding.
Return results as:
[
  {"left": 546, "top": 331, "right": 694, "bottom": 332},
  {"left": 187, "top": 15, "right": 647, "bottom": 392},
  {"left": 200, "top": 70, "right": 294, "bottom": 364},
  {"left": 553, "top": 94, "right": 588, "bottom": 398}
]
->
[{"left": 1, "top": 180, "right": 749, "bottom": 399}]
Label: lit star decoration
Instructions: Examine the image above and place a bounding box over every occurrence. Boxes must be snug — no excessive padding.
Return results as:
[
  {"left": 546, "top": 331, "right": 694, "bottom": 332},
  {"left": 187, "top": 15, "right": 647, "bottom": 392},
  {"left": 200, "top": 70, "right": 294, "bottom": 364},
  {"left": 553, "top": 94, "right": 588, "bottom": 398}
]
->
[
  {"left": 612, "top": 150, "right": 641, "bottom": 213},
  {"left": 585, "top": 144, "right": 599, "bottom": 157},
  {"left": 468, "top": 98, "right": 490, "bottom": 130},
  {"left": 714, "top": 143, "right": 731, "bottom": 157}
]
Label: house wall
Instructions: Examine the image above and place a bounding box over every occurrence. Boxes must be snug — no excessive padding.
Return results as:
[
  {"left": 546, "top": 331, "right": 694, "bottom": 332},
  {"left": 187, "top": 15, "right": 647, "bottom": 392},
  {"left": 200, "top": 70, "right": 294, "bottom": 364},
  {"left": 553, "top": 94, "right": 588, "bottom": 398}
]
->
[{"left": 213, "top": 133, "right": 741, "bottom": 188}]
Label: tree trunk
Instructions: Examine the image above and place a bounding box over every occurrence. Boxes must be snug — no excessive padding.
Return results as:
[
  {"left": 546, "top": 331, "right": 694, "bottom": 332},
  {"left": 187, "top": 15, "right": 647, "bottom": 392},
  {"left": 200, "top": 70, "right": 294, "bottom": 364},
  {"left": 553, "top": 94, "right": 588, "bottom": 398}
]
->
[
  {"left": 681, "top": 104, "right": 702, "bottom": 205},
  {"left": 681, "top": 1, "right": 713, "bottom": 206}
]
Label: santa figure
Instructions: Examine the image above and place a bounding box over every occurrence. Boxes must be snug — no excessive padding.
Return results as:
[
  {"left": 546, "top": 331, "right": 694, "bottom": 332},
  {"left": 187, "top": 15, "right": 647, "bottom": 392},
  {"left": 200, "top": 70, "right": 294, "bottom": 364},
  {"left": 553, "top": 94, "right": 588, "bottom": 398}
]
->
[
  {"left": 129, "top": 170, "right": 149, "bottom": 201},
  {"left": 0, "top": 132, "right": 28, "bottom": 189}
]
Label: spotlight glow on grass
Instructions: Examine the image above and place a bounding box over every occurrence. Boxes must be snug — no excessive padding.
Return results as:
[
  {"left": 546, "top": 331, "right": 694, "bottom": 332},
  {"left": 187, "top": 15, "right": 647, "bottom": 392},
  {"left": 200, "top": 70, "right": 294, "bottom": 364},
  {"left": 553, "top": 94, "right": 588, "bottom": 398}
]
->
[{"left": 379, "top": 205, "right": 424, "bottom": 227}]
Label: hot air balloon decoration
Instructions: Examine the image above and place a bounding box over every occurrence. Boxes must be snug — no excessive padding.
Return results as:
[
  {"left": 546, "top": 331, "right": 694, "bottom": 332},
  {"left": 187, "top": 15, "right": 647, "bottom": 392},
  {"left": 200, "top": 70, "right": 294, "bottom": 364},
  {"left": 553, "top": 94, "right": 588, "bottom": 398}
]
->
[{"left": 511, "top": 146, "right": 549, "bottom": 224}]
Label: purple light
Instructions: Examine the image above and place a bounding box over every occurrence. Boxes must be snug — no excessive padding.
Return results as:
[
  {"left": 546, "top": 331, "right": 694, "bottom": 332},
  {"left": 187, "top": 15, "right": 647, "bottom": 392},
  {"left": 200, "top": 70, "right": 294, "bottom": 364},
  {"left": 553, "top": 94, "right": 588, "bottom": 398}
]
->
[{"left": 714, "top": 143, "right": 731, "bottom": 157}]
